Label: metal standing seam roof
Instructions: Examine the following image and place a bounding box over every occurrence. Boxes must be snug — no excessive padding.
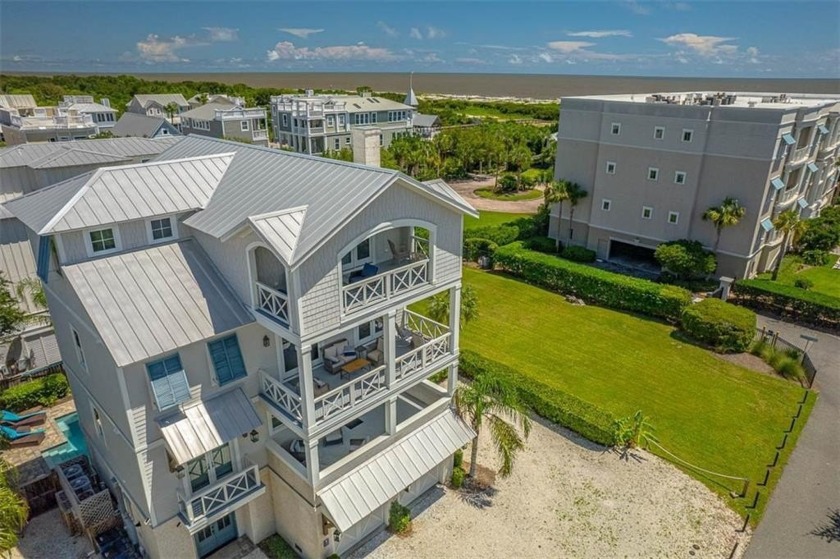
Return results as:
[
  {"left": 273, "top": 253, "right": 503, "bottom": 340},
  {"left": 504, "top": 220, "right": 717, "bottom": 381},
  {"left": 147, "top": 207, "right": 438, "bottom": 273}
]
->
[
  {"left": 64, "top": 102, "right": 117, "bottom": 114},
  {"left": 412, "top": 114, "right": 439, "bottom": 128},
  {"left": 318, "top": 410, "right": 475, "bottom": 532},
  {"left": 158, "top": 387, "right": 262, "bottom": 465},
  {"left": 6, "top": 153, "right": 234, "bottom": 234},
  {"left": 0, "top": 137, "right": 182, "bottom": 169},
  {"left": 27, "top": 149, "right": 130, "bottom": 170},
  {"left": 0, "top": 95, "right": 37, "bottom": 109},
  {"left": 131, "top": 94, "right": 190, "bottom": 109},
  {"left": 0, "top": 218, "right": 40, "bottom": 314},
  {"left": 181, "top": 101, "right": 240, "bottom": 121},
  {"left": 112, "top": 113, "right": 171, "bottom": 138},
  {"left": 60, "top": 239, "right": 254, "bottom": 367},
  {"left": 247, "top": 208, "right": 307, "bottom": 265},
  {"left": 154, "top": 136, "right": 477, "bottom": 267}
]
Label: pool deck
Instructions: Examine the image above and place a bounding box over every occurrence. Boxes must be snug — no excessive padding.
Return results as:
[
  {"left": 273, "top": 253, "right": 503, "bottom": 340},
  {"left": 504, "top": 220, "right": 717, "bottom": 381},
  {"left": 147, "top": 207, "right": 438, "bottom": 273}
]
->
[{"left": 4, "top": 399, "right": 76, "bottom": 486}]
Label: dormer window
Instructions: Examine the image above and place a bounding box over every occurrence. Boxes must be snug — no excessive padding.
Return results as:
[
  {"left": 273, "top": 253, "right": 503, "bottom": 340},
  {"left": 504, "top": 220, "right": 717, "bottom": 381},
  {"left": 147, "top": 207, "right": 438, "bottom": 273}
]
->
[
  {"left": 148, "top": 217, "right": 176, "bottom": 243},
  {"left": 87, "top": 227, "right": 119, "bottom": 255}
]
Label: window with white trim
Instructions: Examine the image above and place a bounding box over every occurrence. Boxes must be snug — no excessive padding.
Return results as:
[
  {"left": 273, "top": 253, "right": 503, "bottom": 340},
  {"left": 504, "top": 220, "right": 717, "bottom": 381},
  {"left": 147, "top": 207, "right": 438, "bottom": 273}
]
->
[
  {"left": 682, "top": 129, "right": 694, "bottom": 142},
  {"left": 89, "top": 228, "right": 117, "bottom": 254},
  {"left": 92, "top": 405, "right": 104, "bottom": 438},
  {"left": 654, "top": 126, "right": 665, "bottom": 140},
  {"left": 370, "top": 112, "right": 377, "bottom": 123},
  {"left": 647, "top": 167, "right": 659, "bottom": 181},
  {"left": 611, "top": 122, "right": 621, "bottom": 135},
  {"left": 327, "top": 115, "right": 335, "bottom": 127},
  {"left": 149, "top": 217, "right": 174, "bottom": 242},
  {"left": 674, "top": 171, "right": 687, "bottom": 185},
  {"left": 606, "top": 161, "right": 616, "bottom": 174},
  {"left": 601, "top": 199, "right": 611, "bottom": 211},
  {"left": 281, "top": 114, "right": 288, "bottom": 126},
  {"left": 641, "top": 206, "right": 653, "bottom": 220},
  {"left": 341, "top": 238, "right": 372, "bottom": 270},
  {"left": 668, "top": 211, "right": 680, "bottom": 224},
  {"left": 334, "top": 138, "right": 340, "bottom": 150},
  {"left": 338, "top": 114, "right": 346, "bottom": 126},
  {"left": 345, "top": 136, "right": 351, "bottom": 145},
  {"left": 72, "top": 326, "right": 86, "bottom": 371},
  {"left": 240, "top": 120, "right": 249, "bottom": 132}
]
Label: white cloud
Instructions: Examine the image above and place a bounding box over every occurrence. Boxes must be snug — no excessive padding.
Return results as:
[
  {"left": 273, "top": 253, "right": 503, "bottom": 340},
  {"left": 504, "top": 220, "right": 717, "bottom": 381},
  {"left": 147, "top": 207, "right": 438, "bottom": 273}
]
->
[
  {"left": 422, "top": 52, "right": 443, "bottom": 63},
  {"left": 377, "top": 21, "right": 398, "bottom": 37},
  {"left": 659, "top": 33, "right": 736, "bottom": 56},
  {"left": 203, "top": 27, "right": 238, "bottom": 42},
  {"left": 136, "top": 34, "right": 194, "bottom": 63},
  {"left": 279, "top": 28, "right": 324, "bottom": 39},
  {"left": 508, "top": 54, "right": 523, "bottom": 65},
  {"left": 567, "top": 30, "right": 632, "bottom": 38},
  {"left": 623, "top": 0, "right": 651, "bottom": 15},
  {"left": 538, "top": 52, "right": 554, "bottom": 63},
  {"left": 409, "top": 27, "right": 423, "bottom": 40},
  {"left": 746, "top": 46, "right": 760, "bottom": 64},
  {"left": 546, "top": 41, "right": 595, "bottom": 54},
  {"left": 266, "top": 41, "right": 398, "bottom": 62},
  {"left": 427, "top": 26, "right": 446, "bottom": 39},
  {"left": 455, "top": 57, "right": 487, "bottom": 65}
]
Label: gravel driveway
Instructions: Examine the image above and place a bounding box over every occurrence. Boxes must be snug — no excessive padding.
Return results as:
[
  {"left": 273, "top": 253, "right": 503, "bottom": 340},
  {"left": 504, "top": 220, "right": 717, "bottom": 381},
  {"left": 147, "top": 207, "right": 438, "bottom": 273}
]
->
[
  {"left": 351, "top": 418, "right": 748, "bottom": 559},
  {"left": 448, "top": 176, "right": 543, "bottom": 213}
]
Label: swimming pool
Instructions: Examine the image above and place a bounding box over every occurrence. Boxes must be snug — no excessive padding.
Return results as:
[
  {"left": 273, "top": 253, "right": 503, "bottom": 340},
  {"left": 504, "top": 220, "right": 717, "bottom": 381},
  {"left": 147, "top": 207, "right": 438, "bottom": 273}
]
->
[{"left": 42, "top": 412, "right": 88, "bottom": 468}]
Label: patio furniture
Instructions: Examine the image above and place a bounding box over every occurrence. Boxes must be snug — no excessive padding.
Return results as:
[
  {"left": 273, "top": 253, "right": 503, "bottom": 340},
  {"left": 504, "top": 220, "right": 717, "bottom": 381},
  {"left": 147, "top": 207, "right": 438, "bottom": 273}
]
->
[
  {"left": 348, "top": 263, "right": 380, "bottom": 284},
  {"left": 288, "top": 439, "right": 306, "bottom": 462},
  {"left": 0, "top": 424, "right": 45, "bottom": 446},
  {"left": 340, "top": 358, "right": 370, "bottom": 379},
  {"left": 366, "top": 338, "right": 384, "bottom": 366},
  {"left": 1, "top": 408, "right": 47, "bottom": 427},
  {"left": 395, "top": 325, "right": 413, "bottom": 348},
  {"left": 323, "top": 429, "right": 344, "bottom": 447},
  {"left": 411, "top": 331, "right": 428, "bottom": 349},
  {"left": 323, "top": 339, "right": 356, "bottom": 374},
  {"left": 349, "top": 437, "right": 369, "bottom": 452},
  {"left": 388, "top": 239, "right": 410, "bottom": 263}
]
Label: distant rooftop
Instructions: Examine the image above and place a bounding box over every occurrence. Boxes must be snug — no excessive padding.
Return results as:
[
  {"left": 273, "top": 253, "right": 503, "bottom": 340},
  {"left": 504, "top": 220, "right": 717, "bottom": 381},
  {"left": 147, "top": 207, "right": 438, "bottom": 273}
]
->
[{"left": 566, "top": 91, "right": 840, "bottom": 110}]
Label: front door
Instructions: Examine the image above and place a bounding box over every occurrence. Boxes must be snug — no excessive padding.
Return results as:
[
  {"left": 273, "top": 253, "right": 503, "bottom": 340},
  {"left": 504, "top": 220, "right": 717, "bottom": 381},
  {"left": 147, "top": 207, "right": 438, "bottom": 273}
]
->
[{"left": 194, "top": 513, "right": 237, "bottom": 558}]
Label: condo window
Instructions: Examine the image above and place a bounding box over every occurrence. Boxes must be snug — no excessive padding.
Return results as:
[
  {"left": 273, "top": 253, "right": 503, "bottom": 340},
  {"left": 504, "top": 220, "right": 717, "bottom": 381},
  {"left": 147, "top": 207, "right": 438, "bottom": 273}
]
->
[
  {"left": 89, "top": 228, "right": 117, "bottom": 254},
  {"left": 327, "top": 115, "right": 335, "bottom": 127},
  {"left": 682, "top": 129, "right": 694, "bottom": 142},
  {"left": 647, "top": 167, "right": 659, "bottom": 181},
  {"left": 345, "top": 137, "right": 351, "bottom": 145},
  {"left": 654, "top": 127, "right": 665, "bottom": 140},
  {"left": 282, "top": 114, "right": 288, "bottom": 126},
  {"left": 72, "top": 326, "right": 86, "bottom": 371},
  {"left": 339, "top": 114, "right": 346, "bottom": 126},
  {"left": 358, "top": 321, "right": 372, "bottom": 342},
  {"left": 371, "top": 112, "right": 378, "bottom": 123},
  {"left": 149, "top": 217, "right": 174, "bottom": 241},
  {"left": 642, "top": 206, "right": 653, "bottom": 220},
  {"left": 240, "top": 121, "right": 249, "bottom": 132},
  {"left": 674, "top": 172, "right": 687, "bottom": 185},
  {"left": 606, "top": 161, "right": 616, "bottom": 175},
  {"left": 668, "top": 211, "right": 680, "bottom": 225},
  {"left": 147, "top": 354, "right": 190, "bottom": 410},
  {"left": 611, "top": 122, "right": 621, "bottom": 135},
  {"left": 208, "top": 335, "right": 247, "bottom": 385},
  {"left": 601, "top": 199, "right": 611, "bottom": 211},
  {"left": 379, "top": 134, "right": 384, "bottom": 146},
  {"left": 334, "top": 138, "right": 340, "bottom": 150},
  {"left": 92, "top": 406, "right": 104, "bottom": 438}
]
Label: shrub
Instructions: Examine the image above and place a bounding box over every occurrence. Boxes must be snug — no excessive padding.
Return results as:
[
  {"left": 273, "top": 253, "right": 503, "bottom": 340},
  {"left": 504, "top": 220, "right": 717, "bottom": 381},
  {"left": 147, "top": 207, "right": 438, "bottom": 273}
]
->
[
  {"left": 561, "top": 245, "right": 596, "bottom": 263},
  {"left": 776, "top": 357, "right": 805, "bottom": 382},
  {"left": 498, "top": 173, "right": 518, "bottom": 193},
  {"left": 794, "top": 278, "right": 814, "bottom": 290},
  {"left": 0, "top": 373, "right": 70, "bottom": 411},
  {"left": 654, "top": 240, "right": 717, "bottom": 280},
  {"left": 258, "top": 535, "right": 297, "bottom": 559},
  {"left": 494, "top": 243, "right": 692, "bottom": 321},
  {"left": 801, "top": 250, "right": 830, "bottom": 267},
  {"left": 453, "top": 448, "right": 463, "bottom": 469},
  {"left": 680, "top": 298, "right": 756, "bottom": 353},
  {"left": 463, "top": 238, "right": 499, "bottom": 262},
  {"left": 450, "top": 466, "right": 465, "bottom": 489},
  {"left": 464, "top": 224, "right": 520, "bottom": 247},
  {"left": 388, "top": 501, "right": 411, "bottom": 535},
  {"left": 459, "top": 351, "right": 617, "bottom": 446},
  {"left": 524, "top": 236, "right": 559, "bottom": 254},
  {"left": 733, "top": 279, "right": 840, "bottom": 332}
]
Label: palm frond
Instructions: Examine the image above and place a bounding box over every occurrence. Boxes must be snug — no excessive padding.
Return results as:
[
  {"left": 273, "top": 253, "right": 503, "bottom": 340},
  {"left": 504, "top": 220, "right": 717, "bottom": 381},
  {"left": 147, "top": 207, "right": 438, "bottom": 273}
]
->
[{"left": 487, "top": 413, "right": 525, "bottom": 478}]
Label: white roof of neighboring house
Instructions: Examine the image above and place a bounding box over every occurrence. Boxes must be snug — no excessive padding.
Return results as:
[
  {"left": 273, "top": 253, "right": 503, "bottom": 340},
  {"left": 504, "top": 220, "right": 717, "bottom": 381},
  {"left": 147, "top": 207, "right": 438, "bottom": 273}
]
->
[
  {"left": 64, "top": 102, "right": 117, "bottom": 114},
  {"left": 0, "top": 327, "right": 62, "bottom": 375},
  {"left": 61, "top": 240, "right": 253, "bottom": 366},
  {"left": 0, "top": 137, "right": 182, "bottom": 169},
  {"left": 0, "top": 218, "right": 39, "bottom": 314},
  {"left": 6, "top": 153, "right": 233, "bottom": 234},
  {"left": 130, "top": 94, "right": 190, "bottom": 109},
  {"left": 412, "top": 113, "right": 440, "bottom": 128},
  {"left": 319, "top": 410, "right": 475, "bottom": 532},
  {"left": 181, "top": 101, "right": 239, "bottom": 121},
  {"left": 275, "top": 94, "right": 414, "bottom": 114},
  {"left": 113, "top": 113, "right": 179, "bottom": 138},
  {"left": 0, "top": 95, "right": 37, "bottom": 109}
]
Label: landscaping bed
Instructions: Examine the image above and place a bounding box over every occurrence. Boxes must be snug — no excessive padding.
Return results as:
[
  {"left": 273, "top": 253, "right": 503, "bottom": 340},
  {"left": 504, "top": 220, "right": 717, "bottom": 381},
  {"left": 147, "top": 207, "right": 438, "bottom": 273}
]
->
[{"left": 473, "top": 188, "right": 542, "bottom": 201}]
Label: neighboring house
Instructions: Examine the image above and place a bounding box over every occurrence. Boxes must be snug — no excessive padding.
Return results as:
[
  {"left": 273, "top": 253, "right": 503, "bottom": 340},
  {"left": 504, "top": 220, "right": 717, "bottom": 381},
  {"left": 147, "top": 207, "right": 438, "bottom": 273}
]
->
[
  {"left": 271, "top": 90, "right": 415, "bottom": 154},
  {"left": 0, "top": 137, "right": 182, "bottom": 381},
  {"left": 113, "top": 113, "right": 181, "bottom": 139},
  {"left": 59, "top": 95, "right": 118, "bottom": 131},
  {"left": 5, "top": 135, "right": 477, "bottom": 559},
  {"left": 0, "top": 105, "right": 99, "bottom": 146},
  {"left": 181, "top": 103, "right": 269, "bottom": 146},
  {"left": 126, "top": 94, "right": 190, "bottom": 127},
  {"left": 412, "top": 113, "right": 441, "bottom": 139},
  {"left": 550, "top": 91, "right": 840, "bottom": 278},
  {"left": 187, "top": 93, "right": 246, "bottom": 109}
]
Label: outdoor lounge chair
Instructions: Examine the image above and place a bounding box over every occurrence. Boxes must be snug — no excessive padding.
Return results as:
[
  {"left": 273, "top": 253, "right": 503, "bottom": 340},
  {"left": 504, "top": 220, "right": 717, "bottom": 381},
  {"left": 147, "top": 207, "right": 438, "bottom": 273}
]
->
[
  {"left": 0, "top": 424, "right": 46, "bottom": 446},
  {"left": 348, "top": 263, "right": 379, "bottom": 284},
  {"left": 388, "top": 239, "right": 410, "bottom": 263},
  {"left": 1, "top": 408, "right": 47, "bottom": 427}
]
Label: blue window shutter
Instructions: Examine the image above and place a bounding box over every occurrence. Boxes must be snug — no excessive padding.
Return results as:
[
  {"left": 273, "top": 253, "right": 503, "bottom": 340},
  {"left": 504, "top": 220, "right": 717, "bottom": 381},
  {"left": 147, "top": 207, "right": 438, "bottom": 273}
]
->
[
  {"left": 208, "top": 335, "right": 246, "bottom": 385},
  {"left": 36, "top": 236, "right": 51, "bottom": 282},
  {"left": 147, "top": 354, "right": 188, "bottom": 410}
]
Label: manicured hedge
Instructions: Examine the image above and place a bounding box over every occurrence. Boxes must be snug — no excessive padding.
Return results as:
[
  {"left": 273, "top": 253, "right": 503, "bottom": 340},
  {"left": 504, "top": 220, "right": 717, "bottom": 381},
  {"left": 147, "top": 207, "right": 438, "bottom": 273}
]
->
[
  {"left": 561, "top": 245, "right": 597, "bottom": 263},
  {"left": 459, "top": 350, "right": 617, "bottom": 446},
  {"left": 494, "top": 242, "right": 692, "bottom": 321},
  {"left": 524, "top": 236, "right": 560, "bottom": 254},
  {"left": 463, "top": 238, "right": 499, "bottom": 262},
  {"left": 0, "top": 373, "right": 70, "bottom": 411},
  {"left": 681, "top": 298, "right": 756, "bottom": 353},
  {"left": 463, "top": 224, "right": 520, "bottom": 246},
  {"left": 733, "top": 279, "right": 840, "bottom": 332}
]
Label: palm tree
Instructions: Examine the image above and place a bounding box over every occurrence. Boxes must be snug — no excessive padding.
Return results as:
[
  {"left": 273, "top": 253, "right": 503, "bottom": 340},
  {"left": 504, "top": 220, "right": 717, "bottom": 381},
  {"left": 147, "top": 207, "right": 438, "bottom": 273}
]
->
[
  {"left": 703, "top": 197, "right": 746, "bottom": 252},
  {"left": 454, "top": 372, "right": 531, "bottom": 478},
  {"left": 0, "top": 457, "right": 28, "bottom": 555},
  {"left": 543, "top": 180, "right": 570, "bottom": 250},
  {"left": 566, "top": 182, "right": 588, "bottom": 242},
  {"left": 771, "top": 209, "right": 807, "bottom": 280},
  {"left": 427, "top": 285, "right": 479, "bottom": 326},
  {"left": 164, "top": 102, "right": 179, "bottom": 123}
]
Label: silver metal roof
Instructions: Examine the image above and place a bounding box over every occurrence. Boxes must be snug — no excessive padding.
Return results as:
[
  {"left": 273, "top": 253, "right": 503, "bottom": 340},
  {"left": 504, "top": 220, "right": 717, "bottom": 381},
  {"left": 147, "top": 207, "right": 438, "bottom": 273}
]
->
[
  {"left": 61, "top": 240, "right": 253, "bottom": 367},
  {"left": 181, "top": 101, "right": 238, "bottom": 120},
  {"left": 0, "top": 218, "right": 39, "bottom": 314},
  {"left": 318, "top": 410, "right": 474, "bottom": 532},
  {"left": 28, "top": 149, "right": 130, "bottom": 170},
  {"left": 0, "top": 328, "right": 62, "bottom": 375},
  {"left": 0, "top": 95, "right": 37, "bottom": 109},
  {"left": 158, "top": 387, "right": 262, "bottom": 465},
  {"left": 0, "top": 137, "right": 182, "bottom": 169},
  {"left": 131, "top": 94, "right": 190, "bottom": 109},
  {"left": 422, "top": 179, "right": 479, "bottom": 216},
  {"left": 247, "top": 208, "right": 307, "bottom": 265},
  {"left": 7, "top": 153, "right": 233, "bottom": 234},
  {"left": 156, "top": 137, "right": 477, "bottom": 267},
  {"left": 112, "top": 113, "right": 175, "bottom": 139},
  {"left": 412, "top": 114, "right": 439, "bottom": 128}
]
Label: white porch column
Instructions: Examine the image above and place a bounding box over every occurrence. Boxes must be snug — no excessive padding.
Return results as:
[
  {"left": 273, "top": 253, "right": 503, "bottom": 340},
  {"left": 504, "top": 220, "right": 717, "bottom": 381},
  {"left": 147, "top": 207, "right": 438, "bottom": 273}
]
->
[
  {"left": 298, "top": 344, "right": 316, "bottom": 434},
  {"left": 385, "top": 397, "right": 398, "bottom": 435},
  {"left": 304, "top": 437, "right": 320, "bottom": 486},
  {"left": 449, "top": 285, "right": 461, "bottom": 352},
  {"left": 384, "top": 310, "right": 397, "bottom": 387}
]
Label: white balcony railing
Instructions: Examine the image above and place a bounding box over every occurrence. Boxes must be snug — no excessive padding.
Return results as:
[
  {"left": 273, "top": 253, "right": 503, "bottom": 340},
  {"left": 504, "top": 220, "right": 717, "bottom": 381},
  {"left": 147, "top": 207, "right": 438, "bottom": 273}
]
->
[
  {"left": 253, "top": 129, "right": 268, "bottom": 140},
  {"left": 261, "top": 371, "right": 302, "bottom": 423},
  {"left": 313, "top": 365, "right": 387, "bottom": 423},
  {"left": 342, "top": 259, "right": 429, "bottom": 314},
  {"left": 256, "top": 282, "right": 290, "bottom": 325},
  {"left": 178, "top": 460, "right": 262, "bottom": 525},
  {"left": 789, "top": 146, "right": 811, "bottom": 164},
  {"left": 395, "top": 333, "right": 452, "bottom": 383},
  {"left": 777, "top": 187, "right": 799, "bottom": 206}
]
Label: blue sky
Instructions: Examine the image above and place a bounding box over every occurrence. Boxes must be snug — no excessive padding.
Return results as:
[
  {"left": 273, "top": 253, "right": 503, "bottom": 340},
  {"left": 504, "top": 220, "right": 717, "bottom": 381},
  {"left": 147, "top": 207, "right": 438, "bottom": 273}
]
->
[{"left": 1, "top": 1, "right": 838, "bottom": 77}]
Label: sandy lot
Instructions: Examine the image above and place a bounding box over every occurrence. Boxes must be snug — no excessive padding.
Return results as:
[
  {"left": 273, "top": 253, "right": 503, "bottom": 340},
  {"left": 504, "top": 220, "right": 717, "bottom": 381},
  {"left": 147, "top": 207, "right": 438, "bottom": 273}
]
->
[
  {"left": 11, "top": 508, "right": 96, "bottom": 559},
  {"left": 351, "top": 418, "right": 749, "bottom": 559}
]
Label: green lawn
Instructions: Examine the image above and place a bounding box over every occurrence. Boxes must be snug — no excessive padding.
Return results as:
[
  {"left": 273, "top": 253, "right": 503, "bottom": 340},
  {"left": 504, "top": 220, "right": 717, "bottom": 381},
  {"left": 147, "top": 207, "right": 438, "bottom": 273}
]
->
[
  {"left": 758, "top": 254, "right": 840, "bottom": 298},
  {"left": 474, "top": 188, "right": 543, "bottom": 202},
  {"left": 465, "top": 210, "right": 534, "bottom": 229},
  {"left": 458, "top": 268, "right": 812, "bottom": 523}
]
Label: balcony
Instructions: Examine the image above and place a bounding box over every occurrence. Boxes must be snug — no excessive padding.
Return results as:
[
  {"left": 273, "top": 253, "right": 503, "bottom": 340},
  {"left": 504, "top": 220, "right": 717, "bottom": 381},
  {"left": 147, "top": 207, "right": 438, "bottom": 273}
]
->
[
  {"left": 777, "top": 187, "right": 800, "bottom": 207},
  {"left": 252, "top": 129, "right": 268, "bottom": 141},
  {"left": 177, "top": 459, "right": 264, "bottom": 531},
  {"left": 252, "top": 246, "right": 290, "bottom": 328},
  {"left": 342, "top": 258, "right": 429, "bottom": 314},
  {"left": 787, "top": 145, "right": 812, "bottom": 166},
  {"left": 260, "top": 310, "right": 453, "bottom": 429}
]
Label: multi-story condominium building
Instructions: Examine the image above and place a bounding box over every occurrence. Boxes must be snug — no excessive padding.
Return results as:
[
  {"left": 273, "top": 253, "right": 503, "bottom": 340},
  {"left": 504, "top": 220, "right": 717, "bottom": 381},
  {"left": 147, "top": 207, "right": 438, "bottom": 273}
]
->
[
  {"left": 0, "top": 137, "right": 181, "bottom": 380},
  {"left": 126, "top": 94, "right": 191, "bottom": 127},
  {"left": 181, "top": 102, "right": 269, "bottom": 146},
  {"left": 59, "top": 95, "right": 118, "bottom": 131},
  {"left": 6, "top": 135, "right": 477, "bottom": 559},
  {"left": 551, "top": 92, "right": 840, "bottom": 278},
  {"left": 271, "top": 91, "right": 416, "bottom": 154},
  {"left": 113, "top": 113, "right": 181, "bottom": 139}
]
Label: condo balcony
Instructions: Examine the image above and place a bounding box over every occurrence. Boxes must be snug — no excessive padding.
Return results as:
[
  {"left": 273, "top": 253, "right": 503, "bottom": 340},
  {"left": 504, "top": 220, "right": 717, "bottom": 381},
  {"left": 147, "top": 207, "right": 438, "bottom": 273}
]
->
[
  {"left": 251, "top": 246, "right": 291, "bottom": 328},
  {"left": 787, "top": 145, "right": 813, "bottom": 167}
]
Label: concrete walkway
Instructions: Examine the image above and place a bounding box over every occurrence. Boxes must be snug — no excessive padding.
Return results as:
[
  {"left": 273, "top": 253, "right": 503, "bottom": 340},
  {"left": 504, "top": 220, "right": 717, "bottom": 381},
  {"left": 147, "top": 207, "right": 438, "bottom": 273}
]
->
[{"left": 745, "top": 316, "right": 840, "bottom": 559}]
